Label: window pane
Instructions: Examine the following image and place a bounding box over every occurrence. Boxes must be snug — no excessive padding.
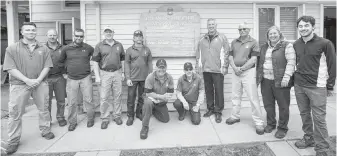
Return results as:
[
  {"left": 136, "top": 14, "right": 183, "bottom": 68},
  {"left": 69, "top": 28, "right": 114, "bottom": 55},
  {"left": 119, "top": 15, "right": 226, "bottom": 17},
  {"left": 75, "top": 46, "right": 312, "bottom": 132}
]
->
[
  {"left": 259, "top": 8, "right": 275, "bottom": 45},
  {"left": 280, "top": 7, "right": 298, "bottom": 40},
  {"left": 65, "top": 0, "right": 80, "bottom": 7},
  {"left": 62, "top": 24, "right": 72, "bottom": 45}
]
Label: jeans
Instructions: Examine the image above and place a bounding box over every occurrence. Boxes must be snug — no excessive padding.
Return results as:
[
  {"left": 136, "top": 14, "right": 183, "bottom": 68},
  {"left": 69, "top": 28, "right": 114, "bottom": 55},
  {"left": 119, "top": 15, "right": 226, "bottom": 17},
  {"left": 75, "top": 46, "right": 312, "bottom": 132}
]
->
[
  {"left": 47, "top": 76, "right": 66, "bottom": 121},
  {"left": 142, "top": 97, "right": 170, "bottom": 127},
  {"left": 261, "top": 78, "right": 290, "bottom": 130},
  {"left": 230, "top": 68, "right": 264, "bottom": 126},
  {"left": 203, "top": 72, "right": 224, "bottom": 114},
  {"left": 66, "top": 75, "right": 95, "bottom": 125},
  {"left": 126, "top": 81, "right": 144, "bottom": 117},
  {"left": 100, "top": 70, "right": 122, "bottom": 121},
  {"left": 173, "top": 99, "right": 201, "bottom": 125},
  {"left": 294, "top": 84, "right": 329, "bottom": 153},
  {"left": 7, "top": 82, "right": 51, "bottom": 145}
]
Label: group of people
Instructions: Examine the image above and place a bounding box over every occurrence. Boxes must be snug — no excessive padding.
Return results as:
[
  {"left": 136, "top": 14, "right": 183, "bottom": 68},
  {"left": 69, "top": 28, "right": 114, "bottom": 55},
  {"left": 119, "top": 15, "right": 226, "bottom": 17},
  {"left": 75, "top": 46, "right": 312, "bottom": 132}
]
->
[{"left": 2, "top": 15, "right": 335, "bottom": 156}]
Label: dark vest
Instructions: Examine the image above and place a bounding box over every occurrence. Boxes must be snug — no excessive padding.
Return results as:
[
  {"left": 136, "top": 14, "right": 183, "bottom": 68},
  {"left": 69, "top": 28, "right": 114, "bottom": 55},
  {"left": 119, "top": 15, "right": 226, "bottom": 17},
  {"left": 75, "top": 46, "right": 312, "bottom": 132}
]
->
[{"left": 256, "top": 40, "right": 294, "bottom": 88}]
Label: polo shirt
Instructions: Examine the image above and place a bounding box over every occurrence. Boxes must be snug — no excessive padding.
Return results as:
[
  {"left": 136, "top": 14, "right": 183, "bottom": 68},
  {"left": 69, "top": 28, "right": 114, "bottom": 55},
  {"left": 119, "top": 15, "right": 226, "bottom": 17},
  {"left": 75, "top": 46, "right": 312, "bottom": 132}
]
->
[
  {"left": 125, "top": 45, "right": 153, "bottom": 81},
  {"left": 144, "top": 71, "right": 174, "bottom": 95},
  {"left": 229, "top": 35, "right": 260, "bottom": 67},
  {"left": 91, "top": 39, "right": 125, "bottom": 72},
  {"left": 3, "top": 39, "right": 53, "bottom": 85},
  {"left": 46, "top": 42, "right": 65, "bottom": 78},
  {"left": 59, "top": 42, "right": 94, "bottom": 80},
  {"left": 176, "top": 73, "right": 204, "bottom": 103}
]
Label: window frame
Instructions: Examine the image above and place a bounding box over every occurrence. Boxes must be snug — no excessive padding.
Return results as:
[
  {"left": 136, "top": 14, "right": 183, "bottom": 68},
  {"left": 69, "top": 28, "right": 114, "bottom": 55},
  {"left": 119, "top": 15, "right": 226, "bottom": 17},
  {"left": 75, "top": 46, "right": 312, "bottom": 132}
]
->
[
  {"left": 60, "top": 0, "right": 80, "bottom": 12},
  {"left": 56, "top": 20, "right": 72, "bottom": 45},
  {"left": 255, "top": 5, "right": 300, "bottom": 43}
]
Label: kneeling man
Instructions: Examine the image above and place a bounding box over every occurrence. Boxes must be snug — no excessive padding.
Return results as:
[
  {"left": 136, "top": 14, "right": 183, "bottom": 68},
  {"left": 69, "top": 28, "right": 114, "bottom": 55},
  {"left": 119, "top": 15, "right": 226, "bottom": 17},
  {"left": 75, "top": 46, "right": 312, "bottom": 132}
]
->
[
  {"left": 174, "top": 62, "right": 204, "bottom": 125},
  {"left": 140, "top": 59, "right": 174, "bottom": 139}
]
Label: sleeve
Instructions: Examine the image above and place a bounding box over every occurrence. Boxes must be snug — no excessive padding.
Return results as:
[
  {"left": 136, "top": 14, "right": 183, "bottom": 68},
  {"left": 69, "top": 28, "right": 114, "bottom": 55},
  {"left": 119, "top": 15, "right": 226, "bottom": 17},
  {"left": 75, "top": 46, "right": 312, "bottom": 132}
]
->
[
  {"left": 43, "top": 48, "right": 53, "bottom": 68},
  {"left": 251, "top": 40, "right": 260, "bottom": 56},
  {"left": 120, "top": 44, "right": 125, "bottom": 61},
  {"left": 282, "top": 43, "right": 296, "bottom": 82},
  {"left": 124, "top": 48, "right": 131, "bottom": 80},
  {"left": 176, "top": 77, "right": 183, "bottom": 92},
  {"left": 324, "top": 41, "right": 336, "bottom": 90},
  {"left": 147, "top": 48, "right": 153, "bottom": 73},
  {"left": 229, "top": 41, "right": 234, "bottom": 56},
  {"left": 221, "top": 34, "right": 230, "bottom": 68},
  {"left": 198, "top": 76, "right": 205, "bottom": 91},
  {"left": 167, "top": 75, "right": 175, "bottom": 93},
  {"left": 59, "top": 46, "right": 67, "bottom": 64},
  {"left": 88, "top": 45, "right": 94, "bottom": 56},
  {"left": 144, "top": 74, "right": 154, "bottom": 93},
  {"left": 91, "top": 43, "right": 102, "bottom": 62},
  {"left": 3, "top": 46, "right": 17, "bottom": 71}
]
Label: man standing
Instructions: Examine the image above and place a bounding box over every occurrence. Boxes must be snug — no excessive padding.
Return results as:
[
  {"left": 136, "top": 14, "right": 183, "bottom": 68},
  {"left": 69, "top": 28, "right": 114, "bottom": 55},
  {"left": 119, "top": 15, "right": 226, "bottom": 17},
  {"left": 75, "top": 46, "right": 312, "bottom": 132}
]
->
[
  {"left": 173, "top": 62, "right": 204, "bottom": 125},
  {"left": 125, "top": 30, "right": 153, "bottom": 126},
  {"left": 45, "top": 29, "right": 67, "bottom": 127},
  {"left": 293, "top": 16, "right": 336, "bottom": 156},
  {"left": 195, "top": 18, "right": 229, "bottom": 123},
  {"left": 59, "top": 28, "right": 95, "bottom": 131},
  {"left": 140, "top": 59, "right": 174, "bottom": 139},
  {"left": 3, "top": 22, "right": 55, "bottom": 154},
  {"left": 225, "top": 22, "right": 264, "bottom": 135},
  {"left": 92, "top": 27, "right": 125, "bottom": 129}
]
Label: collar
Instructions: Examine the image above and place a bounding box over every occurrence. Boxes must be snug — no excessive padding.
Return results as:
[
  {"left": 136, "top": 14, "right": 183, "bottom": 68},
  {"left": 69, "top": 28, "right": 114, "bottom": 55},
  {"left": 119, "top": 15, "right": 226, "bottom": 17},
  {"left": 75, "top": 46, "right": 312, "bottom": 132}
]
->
[
  {"left": 46, "top": 41, "right": 62, "bottom": 50},
  {"left": 235, "top": 35, "right": 254, "bottom": 43},
  {"left": 20, "top": 39, "right": 43, "bottom": 48},
  {"left": 103, "top": 39, "right": 118, "bottom": 46},
  {"left": 154, "top": 71, "right": 169, "bottom": 81},
  {"left": 268, "top": 39, "right": 281, "bottom": 48},
  {"left": 132, "top": 44, "right": 144, "bottom": 51},
  {"left": 183, "top": 72, "right": 196, "bottom": 82},
  {"left": 69, "top": 42, "right": 84, "bottom": 48},
  {"left": 300, "top": 33, "right": 318, "bottom": 43},
  {"left": 204, "top": 31, "right": 219, "bottom": 39}
]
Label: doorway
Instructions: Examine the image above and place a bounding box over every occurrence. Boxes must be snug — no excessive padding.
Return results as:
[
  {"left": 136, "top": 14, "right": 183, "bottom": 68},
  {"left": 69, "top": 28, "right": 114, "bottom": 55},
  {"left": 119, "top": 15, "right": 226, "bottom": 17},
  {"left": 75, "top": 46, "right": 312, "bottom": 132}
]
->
[{"left": 324, "top": 6, "right": 336, "bottom": 49}]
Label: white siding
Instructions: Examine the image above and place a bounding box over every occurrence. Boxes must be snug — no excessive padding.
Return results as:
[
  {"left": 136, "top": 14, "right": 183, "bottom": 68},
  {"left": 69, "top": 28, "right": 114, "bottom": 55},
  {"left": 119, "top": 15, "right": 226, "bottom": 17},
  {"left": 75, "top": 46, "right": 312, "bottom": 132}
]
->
[
  {"left": 30, "top": 1, "right": 80, "bottom": 22},
  {"left": 35, "top": 22, "right": 56, "bottom": 44},
  {"left": 85, "top": 3, "right": 257, "bottom": 110},
  {"left": 305, "top": 4, "right": 321, "bottom": 36}
]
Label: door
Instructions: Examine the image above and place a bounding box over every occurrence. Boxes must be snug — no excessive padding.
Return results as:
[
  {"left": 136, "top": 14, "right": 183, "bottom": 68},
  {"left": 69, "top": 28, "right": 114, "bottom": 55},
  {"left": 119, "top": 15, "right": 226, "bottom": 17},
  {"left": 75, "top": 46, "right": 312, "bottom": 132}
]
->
[{"left": 72, "top": 17, "right": 81, "bottom": 41}]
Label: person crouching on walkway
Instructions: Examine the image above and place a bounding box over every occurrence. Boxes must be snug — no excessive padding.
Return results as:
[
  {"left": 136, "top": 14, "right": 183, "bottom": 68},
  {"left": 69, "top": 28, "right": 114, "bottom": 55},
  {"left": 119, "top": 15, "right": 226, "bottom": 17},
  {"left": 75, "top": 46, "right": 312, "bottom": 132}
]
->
[{"left": 256, "top": 26, "right": 296, "bottom": 139}]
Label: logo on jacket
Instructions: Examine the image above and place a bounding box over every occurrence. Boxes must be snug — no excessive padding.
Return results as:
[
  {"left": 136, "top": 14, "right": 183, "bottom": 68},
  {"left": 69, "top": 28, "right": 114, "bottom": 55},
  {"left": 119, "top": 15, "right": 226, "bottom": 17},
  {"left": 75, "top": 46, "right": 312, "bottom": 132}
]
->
[
  {"left": 117, "top": 47, "right": 120, "bottom": 51},
  {"left": 82, "top": 49, "right": 86, "bottom": 53},
  {"left": 38, "top": 51, "right": 43, "bottom": 55},
  {"left": 59, "top": 50, "right": 62, "bottom": 54},
  {"left": 144, "top": 50, "right": 148, "bottom": 55}
]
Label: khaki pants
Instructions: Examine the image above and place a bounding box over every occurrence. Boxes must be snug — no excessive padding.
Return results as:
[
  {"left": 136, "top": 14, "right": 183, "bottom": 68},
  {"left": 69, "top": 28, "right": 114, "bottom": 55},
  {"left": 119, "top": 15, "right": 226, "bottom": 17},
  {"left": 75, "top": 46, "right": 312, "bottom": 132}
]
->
[{"left": 7, "top": 82, "right": 51, "bottom": 145}]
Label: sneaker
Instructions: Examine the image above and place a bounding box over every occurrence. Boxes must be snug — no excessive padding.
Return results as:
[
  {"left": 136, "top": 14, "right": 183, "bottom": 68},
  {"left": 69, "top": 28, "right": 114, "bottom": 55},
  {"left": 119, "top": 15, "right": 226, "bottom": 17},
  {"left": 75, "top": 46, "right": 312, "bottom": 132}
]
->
[
  {"left": 126, "top": 117, "right": 134, "bottom": 126},
  {"left": 68, "top": 123, "right": 77, "bottom": 131},
  {"left": 178, "top": 110, "right": 186, "bottom": 121},
  {"left": 295, "top": 135, "right": 315, "bottom": 149},
  {"left": 140, "top": 126, "right": 149, "bottom": 139},
  {"left": 101, "top": 121, "right": 109, "bottom": 129},
  {"left": 264, "top": 125, "right": 276, "bottom": 133},
  {"left": 58, "top": 119, "right": 67, "bottom": 127},
  {"left": 256, "top": 125, "right": 265, "bottom": 135},
  {"left": 114, "top": 117, "right": 123, "bottom": 125},
  {"left": 225, "top": 117, "right": 240, "bottom": 125},
  {"left": 203, "top": 110, "right": 214, "bottom": 117},
  {"left": 274, "top": 129, "right": 287, "bottom": 139},
  {"left": 6, "top": 144, "right": 19, "bottom": 155},
  {"left": 87, "top": 120, "right": 94, "bottom": 128},
  {"left": 42, "top": 132, "right": 55, "bottom": 140}
]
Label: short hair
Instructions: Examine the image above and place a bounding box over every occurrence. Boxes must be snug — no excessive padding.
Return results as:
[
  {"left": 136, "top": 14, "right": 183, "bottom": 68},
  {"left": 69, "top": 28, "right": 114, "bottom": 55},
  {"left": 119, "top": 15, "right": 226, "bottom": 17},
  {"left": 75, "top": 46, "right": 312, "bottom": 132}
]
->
[
  {"left": 266, "top": 25, "right": 284, "bottom": 41},
  {"left": 74, "top": 28, "right": 84, "bottom": 34},
  {"left": 21, "top": 22, "right": 36, "bottom": 29},
  {"left": 296, "top": 16, "right": 315, "bottom": 27},
  {"left": 207, "top": 18, "right": 217, "bottom": 24}
]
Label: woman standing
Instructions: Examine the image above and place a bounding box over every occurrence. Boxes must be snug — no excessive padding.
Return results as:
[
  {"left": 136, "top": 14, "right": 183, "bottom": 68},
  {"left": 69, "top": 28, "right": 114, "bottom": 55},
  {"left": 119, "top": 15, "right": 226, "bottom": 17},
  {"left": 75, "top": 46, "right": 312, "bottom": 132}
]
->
[{"left": 257, "top": 26, "right": 296, "bottom": 139}]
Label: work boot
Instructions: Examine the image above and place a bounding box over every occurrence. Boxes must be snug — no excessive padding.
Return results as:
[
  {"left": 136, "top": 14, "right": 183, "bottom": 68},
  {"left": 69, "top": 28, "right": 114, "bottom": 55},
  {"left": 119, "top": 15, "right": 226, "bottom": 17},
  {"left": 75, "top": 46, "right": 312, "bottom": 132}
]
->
[
  {"left": 101, "top": 121, "right": 109, "bottom": 129},
  {"left": 203, "top": 110, "right": 214, "bottom": 117},
  {"left": 6, "top": 144, "right": 19, "bottom": 155},
  {"left": 126, "top": 117, "right": 134, "bottom": 126},
  {"left": 264, "top": 125, "right": 276, "bottom": 133},
  {"left": 215, "top": 113, "right": 222, "bottom": 123},
  {"left": 295, "top": 134, "right": 315, "bottom": 149},
  {"left": 225, "top": 117, "right": 240, "bottom": 125},
  {"left": 316, "top": 151, "right": 328, "bottom": 156},
  {"left": 68, "top": 123, "right": 77, "bottom": 131},
  {"left": 42, "top": 132, "right": 55, "bottom": 140},
  {"left": 178, "top": 110, "right": 186, "bottom": 121},
  {"left": 58, "top": 119, "right": 67, "bottom": 127},
  {"left": 274, "top": 129, "right": 287, "bottom": 139},
  {"left": 87, "top": 120, "right": 94, "bottom": 128},
  {"left": 114, "top": 117, "right": 123, "bottom": 125},
  {"left": 140, "top": 126, "right": 149, "bottom": 139}
]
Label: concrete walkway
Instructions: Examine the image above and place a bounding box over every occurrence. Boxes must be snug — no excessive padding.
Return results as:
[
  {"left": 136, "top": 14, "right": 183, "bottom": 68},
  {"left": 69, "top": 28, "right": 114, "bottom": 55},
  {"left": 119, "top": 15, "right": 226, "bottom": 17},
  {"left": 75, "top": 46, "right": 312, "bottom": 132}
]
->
[{"left": 1, "top": 95, "right": 336, "bottom": 156}]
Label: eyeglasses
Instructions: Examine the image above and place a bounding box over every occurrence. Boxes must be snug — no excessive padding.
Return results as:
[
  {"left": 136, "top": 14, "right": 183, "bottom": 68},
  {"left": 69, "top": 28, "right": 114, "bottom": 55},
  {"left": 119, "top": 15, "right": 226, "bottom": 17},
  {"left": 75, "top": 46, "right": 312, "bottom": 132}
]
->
[
  {"left": 185, "top": 69, "right": 193, "bottom": 71},
  {"left": 74, "top": 35, "right": 84, "bottom": 38},
  {"left": 238, "top": 28, "right": 248, "bottom": 31}
]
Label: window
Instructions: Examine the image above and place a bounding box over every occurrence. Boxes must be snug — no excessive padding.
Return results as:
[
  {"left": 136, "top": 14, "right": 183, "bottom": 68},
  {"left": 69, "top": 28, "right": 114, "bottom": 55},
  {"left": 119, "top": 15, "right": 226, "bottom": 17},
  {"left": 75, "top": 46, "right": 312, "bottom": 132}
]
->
[
  {"left": 60, "top": 0, "right": 80, "bottom": 11},
  {"left": 257, "top": 6, "right": 298, "bottom": 45}
]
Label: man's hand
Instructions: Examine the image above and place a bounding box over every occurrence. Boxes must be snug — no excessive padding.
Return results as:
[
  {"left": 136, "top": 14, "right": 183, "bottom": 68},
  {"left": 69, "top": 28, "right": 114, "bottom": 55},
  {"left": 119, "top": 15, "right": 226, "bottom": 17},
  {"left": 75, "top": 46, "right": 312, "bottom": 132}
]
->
[
  {"left": 327, "top": 90, "right": 334, "bottom": 97},
  {"left": 121, "top": 72, "right": 125, "bottom": 81},
  {"left": 221, "top": 67, "right": 228, "bottom": 75},
  {"left": 281, "top": 79, "right": 289, "bottom": 87},
  {"left": 192, "top": 105, "right": 199, "bottom": 112},
  {"left": 183, "top": 102, "right": 189, "bottom": 110},
  {"left": 63, "top": 74, "right": 68, "bottom": 79},
  {"left": 163, "top": 93, "right": 173, "bottom": 101},
  {"left": 233, "top": 67, "right": 243, "bottom": 76},
  {"left": 95, "top": 76, "right": 101, "bottom": 84},
  {"left": 126, "top": 79, "right": 133, "bottom": 86},
  {"left": 25, "top": 79, "right": 39, "bottom": 88}
]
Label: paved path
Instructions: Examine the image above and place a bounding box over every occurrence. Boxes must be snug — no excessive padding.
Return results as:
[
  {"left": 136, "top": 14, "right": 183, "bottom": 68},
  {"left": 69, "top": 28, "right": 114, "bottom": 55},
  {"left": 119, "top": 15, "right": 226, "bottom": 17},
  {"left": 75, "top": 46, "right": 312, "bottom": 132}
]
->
[{"left": 1, "top": 95, "right": 336, "bottom": 156}]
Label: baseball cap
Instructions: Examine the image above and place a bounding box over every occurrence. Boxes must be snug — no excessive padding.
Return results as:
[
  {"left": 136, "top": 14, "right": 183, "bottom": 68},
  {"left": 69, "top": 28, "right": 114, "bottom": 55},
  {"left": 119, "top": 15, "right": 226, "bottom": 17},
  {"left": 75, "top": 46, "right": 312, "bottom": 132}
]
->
[
  {"left": 134, "top": 30, "right": 143, "bottom": 37},
  {"left": 184, "top": 62, "right": 193, "bottom": 71},
  {"left": 156, "top": 59, "right": 167, "bottom": 68},
  {"left": 103, "top": 26, "right": 114, "bottom": 33}
]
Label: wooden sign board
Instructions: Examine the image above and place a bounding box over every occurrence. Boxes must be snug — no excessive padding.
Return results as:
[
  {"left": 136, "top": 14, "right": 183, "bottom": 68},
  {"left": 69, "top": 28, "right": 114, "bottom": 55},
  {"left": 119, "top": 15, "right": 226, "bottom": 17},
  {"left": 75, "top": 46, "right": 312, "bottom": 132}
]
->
[{"left": 140, "top": 5, "right": 200, "bottom": 57}]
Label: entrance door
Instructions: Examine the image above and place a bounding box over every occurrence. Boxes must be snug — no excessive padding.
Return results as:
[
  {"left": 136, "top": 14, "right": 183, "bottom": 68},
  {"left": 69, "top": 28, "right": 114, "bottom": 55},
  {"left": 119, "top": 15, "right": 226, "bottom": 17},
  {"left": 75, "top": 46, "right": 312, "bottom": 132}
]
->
[{"left": 324, "top": 6, "right": 336, "bottom": 49}]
